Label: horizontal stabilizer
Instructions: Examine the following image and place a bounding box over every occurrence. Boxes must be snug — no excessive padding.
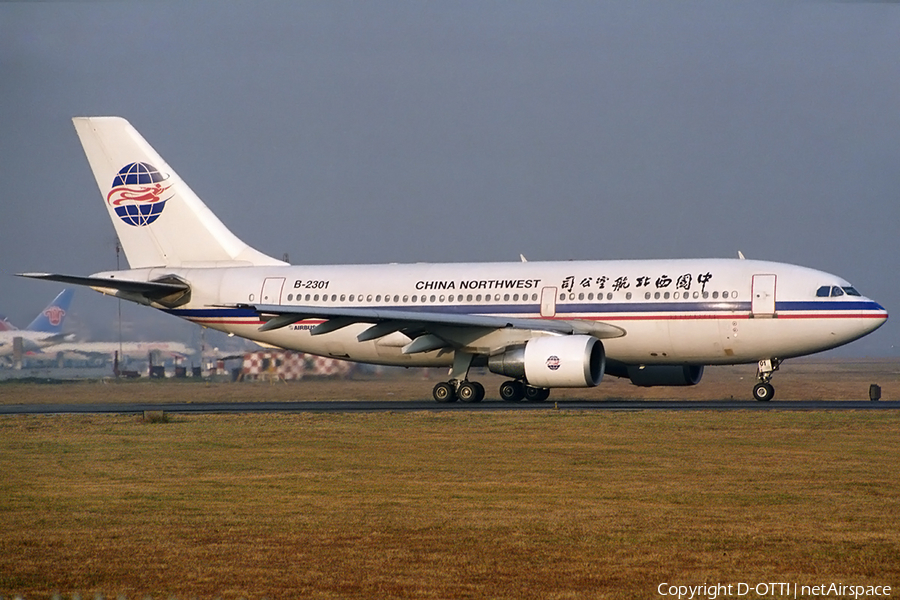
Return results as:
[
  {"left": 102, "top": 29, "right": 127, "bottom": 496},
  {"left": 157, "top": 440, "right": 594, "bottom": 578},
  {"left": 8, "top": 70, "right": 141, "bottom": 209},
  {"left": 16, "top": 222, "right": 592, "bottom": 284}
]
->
[
  {"left": 18, "top": 273, "right": 188, "bottom": 295},
  {"left": 18, "top": 273, "right": 191, "bottom": 308}
]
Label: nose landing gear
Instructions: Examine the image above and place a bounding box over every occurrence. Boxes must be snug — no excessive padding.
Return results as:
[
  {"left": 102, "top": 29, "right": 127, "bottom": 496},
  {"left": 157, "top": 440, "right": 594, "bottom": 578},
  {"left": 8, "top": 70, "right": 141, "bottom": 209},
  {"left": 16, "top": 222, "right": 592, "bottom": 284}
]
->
[{"left": 753, "top": 358, "right": 781, "bottom": 401}]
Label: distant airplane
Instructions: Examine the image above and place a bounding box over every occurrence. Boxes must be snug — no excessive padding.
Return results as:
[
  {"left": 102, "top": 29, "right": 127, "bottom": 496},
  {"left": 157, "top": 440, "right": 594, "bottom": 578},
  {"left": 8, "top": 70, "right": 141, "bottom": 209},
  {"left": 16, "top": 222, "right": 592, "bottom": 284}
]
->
[
  {"left": 43, "top": 340, "right": 194, "bottom": 362},
  {"left": 0, "top": 289, "right": 75, "bottom": 357},
  {"left": 21, "top": 117, "right": 888, "bottom": 401}
]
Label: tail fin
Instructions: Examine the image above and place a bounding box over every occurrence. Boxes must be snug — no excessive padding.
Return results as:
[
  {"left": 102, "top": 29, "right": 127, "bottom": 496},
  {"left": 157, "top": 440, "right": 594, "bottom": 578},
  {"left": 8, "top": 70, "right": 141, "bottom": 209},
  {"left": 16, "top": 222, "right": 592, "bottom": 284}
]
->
[
  {"left": 25, "top": 289, "right": 74, "bottom": 333},
  {"left": 72, "top": 117, "right": 286, "bottom": 269},
  {"left": 0, "top": 315, "right": 15, "bottom": 332}
]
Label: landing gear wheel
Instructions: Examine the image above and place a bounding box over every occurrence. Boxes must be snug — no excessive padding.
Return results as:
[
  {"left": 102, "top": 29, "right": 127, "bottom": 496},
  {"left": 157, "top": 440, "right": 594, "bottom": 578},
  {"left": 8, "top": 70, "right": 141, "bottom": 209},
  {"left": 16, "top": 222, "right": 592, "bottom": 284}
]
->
[
  {"left": 457, "top": 381, "right": 483, "bottom": 403},
  {"left": 433, "top": 381, "right": 457, "bottom": 403},
  {"left": 524, "top": 385, "right": 550, "bottom": 402},
  {"left": 499, "top": 380, "right": 525, "bottom": 402},
  {"left": 753, "top": 382, "right": 775, "bottom": 402}
]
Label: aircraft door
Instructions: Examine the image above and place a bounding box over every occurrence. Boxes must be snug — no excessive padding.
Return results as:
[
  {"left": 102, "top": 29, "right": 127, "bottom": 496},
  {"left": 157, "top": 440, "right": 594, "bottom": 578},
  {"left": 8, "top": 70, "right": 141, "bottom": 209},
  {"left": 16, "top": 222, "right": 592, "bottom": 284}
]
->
[
  {"left": 751, "top": 274, "right": 776, "bottom": 317},
  {"left": 540, "top": 287, "right": 557, "bottom": 318},
  {"left": 260, "top": 277, "right": 286, "bottom": 305}
]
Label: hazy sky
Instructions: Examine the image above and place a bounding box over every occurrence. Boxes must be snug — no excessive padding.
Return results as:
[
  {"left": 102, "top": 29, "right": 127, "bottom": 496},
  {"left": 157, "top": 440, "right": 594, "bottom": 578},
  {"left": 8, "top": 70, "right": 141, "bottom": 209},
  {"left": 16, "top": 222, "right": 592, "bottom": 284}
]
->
[{"left": 1, "top": 2, "right": 897, "bottom": 357}]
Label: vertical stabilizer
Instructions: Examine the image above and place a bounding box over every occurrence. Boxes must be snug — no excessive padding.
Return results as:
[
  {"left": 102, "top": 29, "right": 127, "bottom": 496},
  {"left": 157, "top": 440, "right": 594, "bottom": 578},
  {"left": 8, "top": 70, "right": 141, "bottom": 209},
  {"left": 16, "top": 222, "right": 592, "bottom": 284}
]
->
[
  {"left": 25, "top": 289, "right": 74, "bottom": 333},
  {"left": 73, "top": 117, "right": 286, "bottom": 269}
]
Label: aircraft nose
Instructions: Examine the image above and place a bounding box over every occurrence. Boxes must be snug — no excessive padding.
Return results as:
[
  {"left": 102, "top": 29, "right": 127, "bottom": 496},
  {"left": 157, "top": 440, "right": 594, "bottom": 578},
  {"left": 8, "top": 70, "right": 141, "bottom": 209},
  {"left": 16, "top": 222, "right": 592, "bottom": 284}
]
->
[{"left": 862, "top": 301, "right": 889, "bottom": 333}]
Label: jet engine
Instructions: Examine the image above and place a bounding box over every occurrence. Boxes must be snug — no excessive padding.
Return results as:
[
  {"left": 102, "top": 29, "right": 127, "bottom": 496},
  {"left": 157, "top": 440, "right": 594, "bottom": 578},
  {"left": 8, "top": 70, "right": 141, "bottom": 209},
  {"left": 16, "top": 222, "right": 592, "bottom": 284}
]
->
[
  {"left": 625, "top": 365, "right": 704, "bottom": 387},
  {"left": 488, "top": 335, "right": 605, "bottom": 388}
]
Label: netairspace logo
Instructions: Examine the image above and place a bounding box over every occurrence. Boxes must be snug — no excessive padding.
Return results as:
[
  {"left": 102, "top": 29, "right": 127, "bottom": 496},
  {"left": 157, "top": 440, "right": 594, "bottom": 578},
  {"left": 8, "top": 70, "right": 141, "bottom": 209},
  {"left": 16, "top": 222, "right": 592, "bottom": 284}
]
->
[{"left": 657, "top": 582, "right": 893, "bottom": 599}]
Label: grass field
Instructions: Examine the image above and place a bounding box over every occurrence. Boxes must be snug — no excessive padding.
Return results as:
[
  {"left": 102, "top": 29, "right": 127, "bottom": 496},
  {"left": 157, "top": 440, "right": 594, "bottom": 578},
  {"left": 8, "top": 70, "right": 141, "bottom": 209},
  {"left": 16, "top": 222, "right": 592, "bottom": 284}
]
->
[{"left": 1, "top": 361, "right": 899, "bottom": 599}]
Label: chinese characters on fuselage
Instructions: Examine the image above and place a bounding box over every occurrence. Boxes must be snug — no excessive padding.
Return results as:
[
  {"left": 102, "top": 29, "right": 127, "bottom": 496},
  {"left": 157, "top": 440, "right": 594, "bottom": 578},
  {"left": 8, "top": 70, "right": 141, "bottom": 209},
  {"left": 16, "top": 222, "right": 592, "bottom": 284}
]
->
[{"left": 561, "top": 272, "right": 713, "bottom": 293}]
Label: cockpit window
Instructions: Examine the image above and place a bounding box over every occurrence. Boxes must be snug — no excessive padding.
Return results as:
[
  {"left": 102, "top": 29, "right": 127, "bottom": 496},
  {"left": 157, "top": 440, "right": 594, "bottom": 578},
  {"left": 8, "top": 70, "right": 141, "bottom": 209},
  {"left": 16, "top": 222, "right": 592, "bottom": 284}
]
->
[{"left": 817, "top": 285, "right": 862, "bottom": 298}]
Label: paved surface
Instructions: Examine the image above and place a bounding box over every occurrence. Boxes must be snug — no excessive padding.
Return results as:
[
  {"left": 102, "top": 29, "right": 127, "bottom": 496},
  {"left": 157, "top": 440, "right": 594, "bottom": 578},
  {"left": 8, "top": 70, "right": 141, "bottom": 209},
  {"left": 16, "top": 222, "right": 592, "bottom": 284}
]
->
[{"left": 2, "top": 400, "right": 899, "bottom": 415}]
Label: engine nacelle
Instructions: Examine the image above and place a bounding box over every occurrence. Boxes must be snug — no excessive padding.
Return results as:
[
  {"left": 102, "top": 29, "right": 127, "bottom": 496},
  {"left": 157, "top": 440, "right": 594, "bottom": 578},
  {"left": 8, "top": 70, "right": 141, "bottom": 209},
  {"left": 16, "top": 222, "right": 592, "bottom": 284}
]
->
[
  {"left": 626, "top": 365, "right": 704, "bottom": 387},
  {"left": 488, "top": 335, "right": 605, "bottom": 388}
]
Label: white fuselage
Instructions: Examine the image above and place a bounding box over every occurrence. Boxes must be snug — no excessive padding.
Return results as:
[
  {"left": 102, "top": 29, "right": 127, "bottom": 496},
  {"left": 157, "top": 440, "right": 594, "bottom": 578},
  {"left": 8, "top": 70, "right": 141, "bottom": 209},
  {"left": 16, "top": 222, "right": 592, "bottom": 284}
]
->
[
  {"left": 0, "top": 331, "right": 71, "bottom": 357},
  {"left": 92, "top": 257, "right": 887, "bottom": 369}
]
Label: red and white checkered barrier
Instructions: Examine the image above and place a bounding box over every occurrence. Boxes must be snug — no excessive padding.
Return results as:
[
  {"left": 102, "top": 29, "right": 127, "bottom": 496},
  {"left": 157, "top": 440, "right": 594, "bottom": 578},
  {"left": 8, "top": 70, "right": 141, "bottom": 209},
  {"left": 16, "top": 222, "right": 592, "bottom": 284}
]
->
[
  {"left": 240, "top": 351, "right": 354, "bottom": 380},
  {"left": 309, "top": 356, "right": 352, "bottom": 377},
  {"left": 241, "top": 351, "right": 306, "bottom": 381}
]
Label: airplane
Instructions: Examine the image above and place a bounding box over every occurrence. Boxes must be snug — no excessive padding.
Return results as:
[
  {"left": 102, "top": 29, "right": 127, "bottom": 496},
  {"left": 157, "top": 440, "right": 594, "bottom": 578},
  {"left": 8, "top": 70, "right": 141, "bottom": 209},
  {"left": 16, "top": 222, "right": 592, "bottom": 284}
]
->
[
  {"left": 19, "top": 117, "right": 888, "bottom": 401},
  {"left": 37, "top": 340, "right": 194, "bottom": 363},
  {"left": 0, "top": 289, "right": 75, "bottom": 357}
]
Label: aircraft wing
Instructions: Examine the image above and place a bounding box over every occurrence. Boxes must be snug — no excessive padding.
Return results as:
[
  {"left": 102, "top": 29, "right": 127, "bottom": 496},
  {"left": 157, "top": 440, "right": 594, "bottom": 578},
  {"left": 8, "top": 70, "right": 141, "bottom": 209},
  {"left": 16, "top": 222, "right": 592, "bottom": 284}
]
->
[{"left": 244, "top": 303, "right": 625, "bottom": 354}]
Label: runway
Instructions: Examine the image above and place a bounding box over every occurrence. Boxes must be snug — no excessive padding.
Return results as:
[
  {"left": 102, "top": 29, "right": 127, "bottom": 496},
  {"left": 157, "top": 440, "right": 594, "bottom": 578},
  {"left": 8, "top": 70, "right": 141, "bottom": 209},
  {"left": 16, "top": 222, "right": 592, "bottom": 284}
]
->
[{"left": 2, "top": 399, "right": 899, "bottom": 415}]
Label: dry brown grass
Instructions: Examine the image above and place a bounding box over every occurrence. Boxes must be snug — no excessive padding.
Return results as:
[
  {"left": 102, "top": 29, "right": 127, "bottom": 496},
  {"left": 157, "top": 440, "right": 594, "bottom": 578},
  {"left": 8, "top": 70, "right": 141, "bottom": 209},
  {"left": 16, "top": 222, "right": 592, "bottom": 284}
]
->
[{"left": 1, "top": 404, "right": 899, "bottom": 598}]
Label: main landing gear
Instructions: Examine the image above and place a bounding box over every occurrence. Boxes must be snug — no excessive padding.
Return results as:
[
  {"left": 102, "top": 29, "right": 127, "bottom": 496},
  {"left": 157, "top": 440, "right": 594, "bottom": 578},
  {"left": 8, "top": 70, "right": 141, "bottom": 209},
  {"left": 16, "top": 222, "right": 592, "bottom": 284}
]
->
[
  {"left": 753, "top": 358, "right": 781, "bottom": 401},
  {"left": 498, "top": 380, "right": 550, "bottom": 402},
  {"left": 432, "top": 351, "right": 486, "bottom": 403},
  {"left": 432, "top": 380, "right": 485, "bottom": 403},
  {"left": 431, "top": 351, "right": 550, "bottom": 403},
  {"left": 432, "top": 379, "right": 550, "bottom": 403}
]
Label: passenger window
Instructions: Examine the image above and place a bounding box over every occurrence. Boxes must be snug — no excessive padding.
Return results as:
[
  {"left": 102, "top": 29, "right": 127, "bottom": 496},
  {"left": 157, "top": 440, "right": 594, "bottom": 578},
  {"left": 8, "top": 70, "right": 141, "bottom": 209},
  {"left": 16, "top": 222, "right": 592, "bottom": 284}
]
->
[
  {"left": 430, "top": 295, "right": 436, "bottom": 303},
  {"left": 411, "top": 295, "right": 417, "bottom": 303},
  {"left": 816, "top": 286, "right": 831, "bottom": 297},
  {"left": 403, "top": 295, "right": 408, "bottom": 303},
  {"left": 645, "top": 292, "right": 651, "bottom": 300},
  {"left": 588, "top": 293, "right": 594, "bottom": 301},
  {"left": 504, "top": 294, "right": 510, "bottom": 301},
  {"left": 476, "top": 294, "right": 482, "bottom": 302},
  {"left": 626, "top": 292, "right": 632, "bottom": 300},
  {"left": 467, "top": 294, "right": 473, "bottom": 302},
  {"left": 513, "top": 294, "right": 519, "bottom": 301},
  {"left": 287, "top": 294, "right": 293, "bottom": 301},
  {"left": 712, "top": 291, "right": 718, "bottom": 299},
  {"left": 607, "top": 293, "right": 613, "bottom": 300},
  {"left": 559, "top": 293, "right": 565, "bottom": 302}
]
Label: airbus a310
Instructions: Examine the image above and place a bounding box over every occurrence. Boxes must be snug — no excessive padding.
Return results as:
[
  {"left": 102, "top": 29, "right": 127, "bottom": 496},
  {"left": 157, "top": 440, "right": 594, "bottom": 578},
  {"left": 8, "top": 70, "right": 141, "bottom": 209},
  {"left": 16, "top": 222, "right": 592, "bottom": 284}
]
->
[{"left": 20, "top": 118, "right": 888, "bottom": 401}]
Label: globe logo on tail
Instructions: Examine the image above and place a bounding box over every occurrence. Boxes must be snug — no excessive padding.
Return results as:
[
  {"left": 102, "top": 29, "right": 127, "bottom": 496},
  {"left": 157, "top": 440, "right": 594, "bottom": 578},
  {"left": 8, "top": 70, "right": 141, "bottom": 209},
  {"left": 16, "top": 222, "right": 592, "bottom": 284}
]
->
[{"left": 107, "top": 162, "right": 173, "bottom": 226}]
